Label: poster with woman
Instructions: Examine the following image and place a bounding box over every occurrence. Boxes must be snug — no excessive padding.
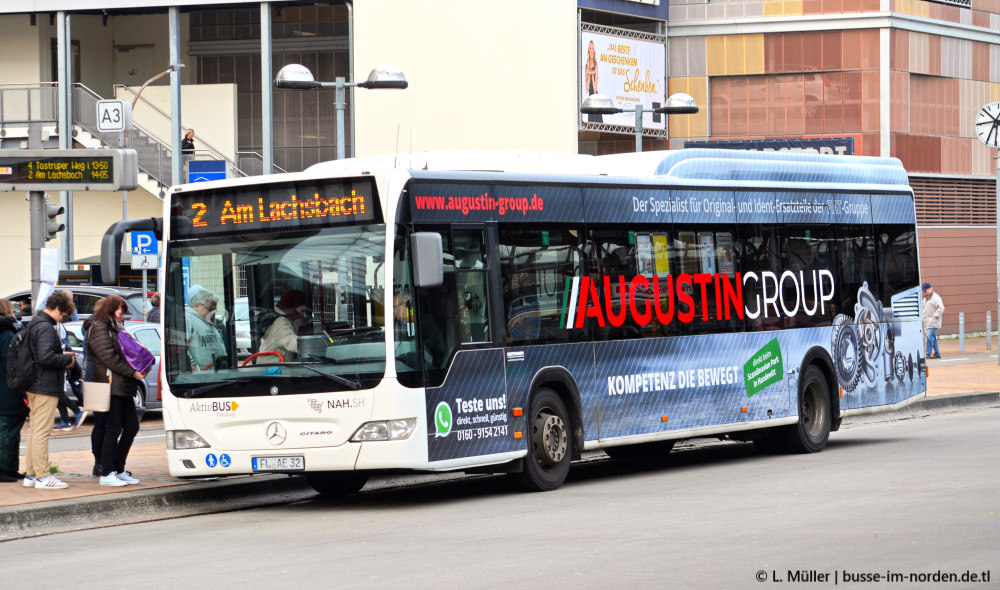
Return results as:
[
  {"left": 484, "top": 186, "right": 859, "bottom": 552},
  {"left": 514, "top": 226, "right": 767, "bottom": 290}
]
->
[{"left": 580, "top": 28, "right": 666, "bottom": 130}]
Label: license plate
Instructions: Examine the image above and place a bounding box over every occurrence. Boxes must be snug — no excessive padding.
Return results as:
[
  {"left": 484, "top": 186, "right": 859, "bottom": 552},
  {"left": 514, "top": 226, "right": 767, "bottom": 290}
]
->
[{"left": 252, "top": 456, "right": 305, "bottom": 471}]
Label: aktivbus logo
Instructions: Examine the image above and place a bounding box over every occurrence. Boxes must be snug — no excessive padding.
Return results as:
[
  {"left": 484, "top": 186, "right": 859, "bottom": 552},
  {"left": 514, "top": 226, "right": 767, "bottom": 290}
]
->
[{"left": 559, "top": 269, "right": 835, "bottom": 329}]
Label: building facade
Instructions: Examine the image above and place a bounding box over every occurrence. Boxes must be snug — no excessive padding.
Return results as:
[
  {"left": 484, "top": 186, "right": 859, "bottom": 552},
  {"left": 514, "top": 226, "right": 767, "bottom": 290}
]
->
[{"left": 0, "top": 0, "right": 997, "bottom": 333}]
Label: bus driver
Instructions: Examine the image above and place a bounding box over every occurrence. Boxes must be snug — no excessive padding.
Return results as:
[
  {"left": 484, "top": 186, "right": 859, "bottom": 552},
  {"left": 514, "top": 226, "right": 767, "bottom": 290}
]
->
[{"left": 185, "top": 287, "right": 227, "bottom": 370}]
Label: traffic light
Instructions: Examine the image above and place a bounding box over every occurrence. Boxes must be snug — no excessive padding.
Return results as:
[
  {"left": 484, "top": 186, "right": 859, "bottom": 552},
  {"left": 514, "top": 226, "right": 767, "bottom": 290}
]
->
[{"left": 45, "top": 201, "right": 65, "bottom": 241}]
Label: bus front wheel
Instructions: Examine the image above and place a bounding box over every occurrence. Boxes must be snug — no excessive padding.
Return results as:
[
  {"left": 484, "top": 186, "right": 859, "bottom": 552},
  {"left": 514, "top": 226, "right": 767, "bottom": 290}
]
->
[
  {"left": 305, "top": 471, "right": 369, "bottom": 497},
  {"left": 513, "top": 387, "right": 571, "bottom": 492},
  {"left": 780, "top": 366, "right": 831, "bottom": 453}
]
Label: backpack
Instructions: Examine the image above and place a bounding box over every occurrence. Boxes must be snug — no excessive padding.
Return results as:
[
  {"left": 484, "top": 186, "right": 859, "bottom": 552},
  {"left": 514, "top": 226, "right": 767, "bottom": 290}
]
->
[
  {"left": 6, "top": 325, "right": 36, "bottom": 392},
  {"left": 118, "top": 329, "right": 155, "bottom": 374}
]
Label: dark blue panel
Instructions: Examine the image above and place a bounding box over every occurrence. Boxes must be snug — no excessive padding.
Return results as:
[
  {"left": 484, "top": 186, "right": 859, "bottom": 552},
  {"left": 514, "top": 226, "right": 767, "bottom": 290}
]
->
[
  {"left": 408, "top": 182, "right": 494, "bottom": 223},
  {"left": 871, "top": 193, "right": 916, "bottom": 224},
  {"left": 426, "top": 349, "right": 520, "bottom": 462},
  {"left": 671, "top": 189, "right": 736, "bottom": 224},
  {"left": 491, "top": 184, "right": 584, "bottom": 223},
  {"left": 834, "top": 193, "right": 873, "bottom": 224},
  {"left": 683, "top": 137, "right": 855, "bottom": 155},
  {"left": 409, "top": 182, "right": 581, "bottom": 224},
  {"left": 775, "top": 192, "right": 834, "bottom": 224},
  {"left": 734, "top": 191, "right": 778, "bottom": 224},
  {"left": 583, "top": 187, "right": 672, "bottom": 224},
  {"left": 579, "top": 0, "right": 669, "bottom": 20}
]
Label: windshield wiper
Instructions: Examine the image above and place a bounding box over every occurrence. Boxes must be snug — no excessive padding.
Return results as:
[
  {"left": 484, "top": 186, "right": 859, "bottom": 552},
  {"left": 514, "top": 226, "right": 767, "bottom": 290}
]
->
[
  {"left": 180, "top": 379, "right": 252, "bottom": 398},
  {"left": 298, "top": 364, "right": 361, "bottom": 390}
]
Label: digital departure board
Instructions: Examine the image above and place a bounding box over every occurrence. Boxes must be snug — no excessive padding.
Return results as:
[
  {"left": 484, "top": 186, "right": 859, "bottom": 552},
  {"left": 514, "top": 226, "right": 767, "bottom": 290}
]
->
[
  {"left": 0, "top": 149, "right": 138, "bottom": 191},
  {"left": 171, "top": 177, "right": 381, "bottom": 237}
]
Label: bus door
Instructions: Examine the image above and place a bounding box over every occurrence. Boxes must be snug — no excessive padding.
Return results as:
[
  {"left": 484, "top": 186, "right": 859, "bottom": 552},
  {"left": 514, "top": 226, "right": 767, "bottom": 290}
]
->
[{"left": 416, "top": 223, "right": 517, "bottom": 462}]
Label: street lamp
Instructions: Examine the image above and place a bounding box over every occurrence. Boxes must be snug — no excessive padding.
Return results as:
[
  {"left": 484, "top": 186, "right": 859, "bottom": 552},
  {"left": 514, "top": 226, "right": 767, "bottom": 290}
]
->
[
  {"left": 581, "top": 92, "right": 698, "bottom": 152},
  {"left": 274, "top": 63, "right": 408, "bottom": 160}
]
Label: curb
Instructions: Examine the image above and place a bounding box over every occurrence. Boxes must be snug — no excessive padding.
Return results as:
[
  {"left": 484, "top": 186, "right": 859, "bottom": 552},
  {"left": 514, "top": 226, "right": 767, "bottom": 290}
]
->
[
  {"left": 3, "top": 392, "right": 998, "bottom": 542},
  {"left": 863, "top": 391, "right": 1000, "bottom": 421},
  {"left": 0, "top": 473, "right": 314, "bottom": 542}
]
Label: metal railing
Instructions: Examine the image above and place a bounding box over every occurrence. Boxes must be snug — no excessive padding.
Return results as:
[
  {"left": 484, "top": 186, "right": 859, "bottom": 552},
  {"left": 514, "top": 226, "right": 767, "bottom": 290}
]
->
[
  {"left": 3, "top": 83, "right": 283, "bottom": 189},
  {"left": 74, "top": 84, "right": 175, "bottom": 190},
  {"left": 237, "top": 151, "right": 288, "bottom": 176},
  {"left": 0, "top": 83, "right": 59, "bottom": 127},
  {"left": 114, "top": 84, "right": 258, "bottom": 181}
]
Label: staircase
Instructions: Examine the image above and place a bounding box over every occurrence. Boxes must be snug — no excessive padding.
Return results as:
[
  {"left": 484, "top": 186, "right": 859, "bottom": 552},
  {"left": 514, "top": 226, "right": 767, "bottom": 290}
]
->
[{"left": 0, "top": 83, "right": 272, "bottom": 199}]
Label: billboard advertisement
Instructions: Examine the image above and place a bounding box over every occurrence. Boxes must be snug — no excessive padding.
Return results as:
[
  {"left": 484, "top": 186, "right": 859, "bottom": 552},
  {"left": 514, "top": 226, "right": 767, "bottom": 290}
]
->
[{"left": 581, "top": 29, "right": 666, "bottom": 130}]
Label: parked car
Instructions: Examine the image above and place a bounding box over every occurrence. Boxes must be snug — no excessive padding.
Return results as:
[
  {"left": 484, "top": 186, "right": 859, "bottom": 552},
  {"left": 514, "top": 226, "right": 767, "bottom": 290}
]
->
[
  {"left": 63, "top": 319, "right": 161, "bottom": 418},
  {"left": 4, "top": 286, "right": 151, "bottom": 322}
]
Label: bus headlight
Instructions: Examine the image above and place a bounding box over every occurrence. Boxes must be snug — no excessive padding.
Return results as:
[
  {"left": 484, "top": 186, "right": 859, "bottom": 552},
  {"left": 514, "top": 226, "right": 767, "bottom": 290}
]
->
[
  {"left": 350, "top": 418, "right": 416, "bottom": 442},
  {"left": 168, "top": 430, "right": 211, "bottom": 450}
]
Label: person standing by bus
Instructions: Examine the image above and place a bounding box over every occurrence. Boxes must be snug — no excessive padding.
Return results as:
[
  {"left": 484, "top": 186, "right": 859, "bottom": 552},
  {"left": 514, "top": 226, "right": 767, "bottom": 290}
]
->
[
  {"left": 87, "top": 296, "right": 146, "bottom": 486},
  {"left": 22, "top": 291, "right": 77, "bottom": 489},
  {"left": 0, "top": 299, "right": 28, "bottom": 483},
  {"left": 922, "top": 283, "right": 945, "bottom": 358}
]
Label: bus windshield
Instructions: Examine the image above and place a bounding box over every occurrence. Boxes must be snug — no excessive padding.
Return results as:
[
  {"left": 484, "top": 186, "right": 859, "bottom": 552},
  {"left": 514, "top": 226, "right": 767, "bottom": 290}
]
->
[{"left": 164, "top": 224, "right": 387, "bottom": 397}]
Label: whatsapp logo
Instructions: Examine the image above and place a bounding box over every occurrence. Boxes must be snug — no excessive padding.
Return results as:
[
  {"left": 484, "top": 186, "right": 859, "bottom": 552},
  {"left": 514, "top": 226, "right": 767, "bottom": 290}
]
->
[{"left": 434, "top": 402, "right": 453, "bottom": 438}]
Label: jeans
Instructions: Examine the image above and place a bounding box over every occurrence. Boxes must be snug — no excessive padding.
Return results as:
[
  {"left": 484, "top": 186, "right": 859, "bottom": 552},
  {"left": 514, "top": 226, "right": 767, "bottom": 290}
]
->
[
  {"left": 100, "top": 396, "right": 138, "bottom": 476},
  {"left": 925, "top": 327, "right": 940, "bottom": 357}
]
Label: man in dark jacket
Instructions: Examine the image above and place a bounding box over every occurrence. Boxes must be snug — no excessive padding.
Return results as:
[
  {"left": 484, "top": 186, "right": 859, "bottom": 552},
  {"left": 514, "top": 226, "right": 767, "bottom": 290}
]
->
[
  {"left": 0, "top": 308, "right": 28, "bottom": 482},
  {"left": 23, "top": 291, "right": 77, "bottom": 489}
]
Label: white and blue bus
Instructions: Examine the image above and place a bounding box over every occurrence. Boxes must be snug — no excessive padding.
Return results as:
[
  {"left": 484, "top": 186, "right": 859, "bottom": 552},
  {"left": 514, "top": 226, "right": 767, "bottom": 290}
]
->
[{"left": 102, "top": 148, "right": 926, "bottom": 494}]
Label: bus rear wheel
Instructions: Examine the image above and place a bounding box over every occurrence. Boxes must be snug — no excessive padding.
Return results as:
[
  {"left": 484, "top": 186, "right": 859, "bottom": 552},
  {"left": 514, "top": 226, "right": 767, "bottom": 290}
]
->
[
  {"left": 513, "top": 388, "right": 571, "bottom": 492},
  {"left": 779, "top": 366, "right": 831, "bottom": 453},
  {"left": 305, "top": 471, "right": 369, "bottom": 497}
]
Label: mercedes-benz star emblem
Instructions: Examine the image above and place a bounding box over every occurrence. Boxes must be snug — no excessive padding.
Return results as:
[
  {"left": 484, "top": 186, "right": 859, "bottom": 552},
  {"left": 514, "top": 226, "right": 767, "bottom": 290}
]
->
[{"left": 266, "top": 421, "right": 287, "bottom": 446}]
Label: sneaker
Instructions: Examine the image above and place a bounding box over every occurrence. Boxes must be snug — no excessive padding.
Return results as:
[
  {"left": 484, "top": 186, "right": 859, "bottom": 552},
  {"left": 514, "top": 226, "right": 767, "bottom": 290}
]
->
[
  {"left": 53, "top": 421, "right": 73, "bottom": 430},
  {"left": 116, "top": 471, "right": 140, "bottom": 485},
  {"left": 34, "top": 476, "right": 69, "bottom": 489},
  {"left": 99, "top": 472, "right": 128, "bottom": 487},
  {"left": 23, "top": 475, "right": 36, "bottom": 487},
  {"left": 71, "top": 410, "right": 88, "bottom": 431},
  {"left": 92, "top": 464, "right": 102, "bottom": 477}
]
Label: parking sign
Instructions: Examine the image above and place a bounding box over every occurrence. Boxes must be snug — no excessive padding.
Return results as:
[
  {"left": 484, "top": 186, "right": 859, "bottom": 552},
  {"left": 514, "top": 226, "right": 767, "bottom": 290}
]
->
[{"left": 131, "top": 231, "right": 158, "bottom": 255}]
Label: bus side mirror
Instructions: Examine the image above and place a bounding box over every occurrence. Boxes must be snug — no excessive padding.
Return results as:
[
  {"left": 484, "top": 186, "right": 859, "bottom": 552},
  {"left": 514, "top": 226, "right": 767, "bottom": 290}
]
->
[
  {"left": 411, "top": 232, "right": 443, "bottom": 288},
  {"left": 101, "top": 233, "right": 121, "bottom": 285}
]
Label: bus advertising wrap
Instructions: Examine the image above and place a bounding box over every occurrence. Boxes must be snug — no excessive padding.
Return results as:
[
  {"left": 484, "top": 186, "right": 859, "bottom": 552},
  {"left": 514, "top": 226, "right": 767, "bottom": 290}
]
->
[
  {"left": 426, "top": 281, "right": 924, "bottom": 462},
  {"left": 408, "top": 182, "right": 913, "bottom": 227}
]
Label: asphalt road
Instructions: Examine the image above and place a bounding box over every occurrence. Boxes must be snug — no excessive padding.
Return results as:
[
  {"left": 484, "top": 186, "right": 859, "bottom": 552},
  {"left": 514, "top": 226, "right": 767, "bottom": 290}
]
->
[{"left": 2, "top": 406, "right": 997, "bottom": 589}]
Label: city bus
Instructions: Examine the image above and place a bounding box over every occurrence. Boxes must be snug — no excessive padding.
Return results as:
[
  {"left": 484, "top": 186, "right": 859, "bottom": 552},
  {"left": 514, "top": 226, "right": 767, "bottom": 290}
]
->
[{"left": 101, "top": 148, "right": 927, "bottom": 495}]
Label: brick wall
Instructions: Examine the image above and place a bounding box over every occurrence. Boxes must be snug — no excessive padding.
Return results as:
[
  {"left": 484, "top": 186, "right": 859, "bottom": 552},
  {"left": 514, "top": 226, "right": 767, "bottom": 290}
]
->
[{"left": 918, "top": 226, "right": 998, "bottom": 335}]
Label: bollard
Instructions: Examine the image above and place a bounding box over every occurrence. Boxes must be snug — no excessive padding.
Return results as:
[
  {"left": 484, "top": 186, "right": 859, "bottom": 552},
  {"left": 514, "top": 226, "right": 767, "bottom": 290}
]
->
[
  {"left": 959, "top": 312, "right": 965, "bottom": 352},
  {"left": 989, "top": 311, "right": 993, "bottom": 351}
]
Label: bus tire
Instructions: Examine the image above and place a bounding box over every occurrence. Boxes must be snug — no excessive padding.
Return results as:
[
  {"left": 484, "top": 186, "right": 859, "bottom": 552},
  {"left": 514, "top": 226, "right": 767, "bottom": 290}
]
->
[
  {"left": 305, "top": 471, "right": 369, "bottom": 497},
  {"left": 513, "top": 387, "right": 571, "bottom": 492},
  {"left": 604, "top": 440, "right": 675, "bottom": 461},
  {"left": 779, "top": 366, "right": 831, "bottom": 453}
]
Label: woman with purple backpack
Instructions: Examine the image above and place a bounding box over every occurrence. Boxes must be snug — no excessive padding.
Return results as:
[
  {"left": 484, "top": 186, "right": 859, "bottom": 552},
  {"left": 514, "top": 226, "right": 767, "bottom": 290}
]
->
[{"left": 86, "top": 296, "right": 151, "bottom": 487}]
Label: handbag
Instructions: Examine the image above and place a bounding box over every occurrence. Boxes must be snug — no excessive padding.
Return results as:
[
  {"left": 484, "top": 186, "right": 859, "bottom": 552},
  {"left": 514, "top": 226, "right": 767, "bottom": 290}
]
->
[
  {"left": 118, "top": 329, "right": 155, "bottom": 374},
  {"left": 82, "top": 380, "right": 111, "bottom": 412}
]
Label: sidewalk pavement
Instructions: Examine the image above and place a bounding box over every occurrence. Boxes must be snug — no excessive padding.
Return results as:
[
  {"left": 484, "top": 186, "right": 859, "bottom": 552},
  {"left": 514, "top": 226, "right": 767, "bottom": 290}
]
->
[{"left": 3, "top": 336, "right": 999, "bottom": 540}]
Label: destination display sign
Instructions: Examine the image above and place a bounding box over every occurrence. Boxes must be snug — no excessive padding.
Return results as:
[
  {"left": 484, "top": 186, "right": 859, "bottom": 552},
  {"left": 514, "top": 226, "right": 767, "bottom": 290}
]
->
[
  {"left": 171, "top": 177, "right": 380, "bottom": 237},
  {"left": 0, "top": 149, "right": 137, "bottom": 191}
]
